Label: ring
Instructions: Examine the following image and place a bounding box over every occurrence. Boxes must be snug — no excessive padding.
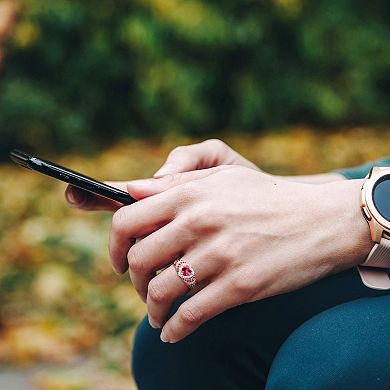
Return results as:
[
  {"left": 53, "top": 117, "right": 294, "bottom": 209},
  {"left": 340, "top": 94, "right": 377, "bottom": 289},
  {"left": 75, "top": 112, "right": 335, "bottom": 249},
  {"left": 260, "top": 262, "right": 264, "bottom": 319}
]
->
[{"left": 173, "top": 259, "right": 197, "bottom": 289}]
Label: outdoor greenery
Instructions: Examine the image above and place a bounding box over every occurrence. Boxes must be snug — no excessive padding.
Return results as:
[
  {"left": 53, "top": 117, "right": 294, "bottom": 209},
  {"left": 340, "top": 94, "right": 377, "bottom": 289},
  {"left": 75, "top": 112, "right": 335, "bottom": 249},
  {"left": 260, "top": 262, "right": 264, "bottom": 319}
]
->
[
  {"left": 1, "top": 1, "right": 390, "bottom": 388},
  {"left": 1, "top": 0, "right": 390, "bottom": 158}
]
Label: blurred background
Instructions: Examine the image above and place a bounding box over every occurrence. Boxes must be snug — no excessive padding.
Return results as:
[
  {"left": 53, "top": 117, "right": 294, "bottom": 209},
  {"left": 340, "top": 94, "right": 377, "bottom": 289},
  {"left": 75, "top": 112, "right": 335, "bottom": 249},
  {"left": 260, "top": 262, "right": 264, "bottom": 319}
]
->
[{"left": 0, "top": 0, "right": 389, "bottom": 388}]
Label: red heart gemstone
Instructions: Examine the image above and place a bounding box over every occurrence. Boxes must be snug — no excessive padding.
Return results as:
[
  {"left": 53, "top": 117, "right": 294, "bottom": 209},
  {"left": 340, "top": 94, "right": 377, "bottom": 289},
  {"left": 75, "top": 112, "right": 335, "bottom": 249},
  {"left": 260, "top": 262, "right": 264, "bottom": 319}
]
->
[{"left": 180, "top": 265, "right": 193, "bottom": 277}]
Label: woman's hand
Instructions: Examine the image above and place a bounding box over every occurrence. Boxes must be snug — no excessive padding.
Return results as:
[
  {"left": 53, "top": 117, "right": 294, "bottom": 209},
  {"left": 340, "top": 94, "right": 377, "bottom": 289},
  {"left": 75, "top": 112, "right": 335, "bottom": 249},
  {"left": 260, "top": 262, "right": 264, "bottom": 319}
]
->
[
  {"left": 64, "top": 139, "right": 344, "bottom": 210},
  {"left": 65, "top": 139, "right": 259, "bottom": 211},
  {"left": 107, "top": 166, "right": 372, "bottom": 343}
]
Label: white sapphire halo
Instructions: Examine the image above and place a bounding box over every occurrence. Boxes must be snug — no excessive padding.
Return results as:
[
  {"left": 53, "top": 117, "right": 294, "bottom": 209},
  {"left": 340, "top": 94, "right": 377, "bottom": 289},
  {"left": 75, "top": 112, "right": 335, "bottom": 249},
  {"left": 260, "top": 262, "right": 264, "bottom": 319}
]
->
[{"left": 173, "top": 259, "right": 197, "bottom": 289}]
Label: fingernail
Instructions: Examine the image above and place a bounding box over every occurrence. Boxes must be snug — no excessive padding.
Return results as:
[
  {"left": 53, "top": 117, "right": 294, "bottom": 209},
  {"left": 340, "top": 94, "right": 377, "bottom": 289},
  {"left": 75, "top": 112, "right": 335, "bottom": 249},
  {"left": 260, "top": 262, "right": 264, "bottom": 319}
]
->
[
  {"left": 111, "top": 260, "right": 128, "bottom": 275},
  {"left": 127, "top": 179, "right": 154, "bottom": 188},
  {"left": 154, "top": 164, "right": 177, "bottom": 178},
  {"left": 160, "top": 329, "right": 169, "bottom": 343},
  {"left": 148, "top": 316, "right": 158, "bottom": 329},
  {"left": 66, "top": 186, "right": 86, "bottom": 207}
]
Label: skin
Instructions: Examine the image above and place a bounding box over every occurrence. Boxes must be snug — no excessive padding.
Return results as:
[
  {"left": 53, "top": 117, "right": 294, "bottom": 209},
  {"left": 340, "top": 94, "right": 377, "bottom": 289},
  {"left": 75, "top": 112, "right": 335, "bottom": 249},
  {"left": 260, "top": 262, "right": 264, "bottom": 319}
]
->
[{"left": 65, "top": 139, "right": 373, "bottom": 343}]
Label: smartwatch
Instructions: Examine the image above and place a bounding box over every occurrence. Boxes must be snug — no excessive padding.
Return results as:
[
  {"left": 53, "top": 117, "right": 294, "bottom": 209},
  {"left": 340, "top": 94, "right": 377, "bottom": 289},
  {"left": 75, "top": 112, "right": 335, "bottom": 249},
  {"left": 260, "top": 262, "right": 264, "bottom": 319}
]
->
[{"left": 359, "top": 166, "right": 390, "bottom": 290}]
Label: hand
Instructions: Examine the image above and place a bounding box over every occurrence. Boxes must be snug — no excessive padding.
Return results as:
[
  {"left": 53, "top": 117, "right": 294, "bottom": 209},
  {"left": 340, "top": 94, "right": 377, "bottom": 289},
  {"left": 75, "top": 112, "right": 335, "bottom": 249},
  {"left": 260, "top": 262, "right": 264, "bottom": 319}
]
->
[
  {"left": 64, "top": 139, "right": 259, "bottom": 211},
  {"left": 108, "top": 166, "right": 372, "bottom": 343},
  {"left": 153, "top": 139, "right": 260, "bottom": 177}
]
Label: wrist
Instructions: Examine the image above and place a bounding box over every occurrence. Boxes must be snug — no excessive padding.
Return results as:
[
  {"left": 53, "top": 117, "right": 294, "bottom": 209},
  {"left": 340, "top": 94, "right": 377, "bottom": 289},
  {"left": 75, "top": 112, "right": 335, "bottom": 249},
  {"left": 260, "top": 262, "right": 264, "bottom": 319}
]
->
[{"left": 325, "top": 179, "right": 374, "bottom": 270}]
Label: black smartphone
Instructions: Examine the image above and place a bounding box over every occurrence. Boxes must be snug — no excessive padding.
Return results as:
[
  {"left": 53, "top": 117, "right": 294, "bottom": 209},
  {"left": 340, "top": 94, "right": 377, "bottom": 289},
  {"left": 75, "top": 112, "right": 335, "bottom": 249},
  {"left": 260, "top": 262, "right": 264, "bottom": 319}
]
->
[{"left": 10, "top": 149, "right": 136, "bottom": 205}]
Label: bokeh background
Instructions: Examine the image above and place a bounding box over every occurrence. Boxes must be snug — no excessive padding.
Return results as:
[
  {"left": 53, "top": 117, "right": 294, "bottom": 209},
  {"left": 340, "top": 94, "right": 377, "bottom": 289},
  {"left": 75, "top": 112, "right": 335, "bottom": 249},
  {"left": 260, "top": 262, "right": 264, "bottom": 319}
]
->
[{"left": 0, "top": 0, "right": 389, "bottom": 388}]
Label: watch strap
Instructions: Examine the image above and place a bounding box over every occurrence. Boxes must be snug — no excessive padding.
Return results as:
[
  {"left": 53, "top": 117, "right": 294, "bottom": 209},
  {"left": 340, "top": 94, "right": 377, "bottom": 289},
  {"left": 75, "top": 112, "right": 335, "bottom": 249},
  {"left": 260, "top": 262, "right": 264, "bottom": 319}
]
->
[
  {"left": 357, "top": 266, "right": 390, "bottom": 290},
  {"left": 357, "top": 237, "right": 390, "bottom": 290},
  {"left": 361, "top": 237, "right": 390, "bottom": 268}
]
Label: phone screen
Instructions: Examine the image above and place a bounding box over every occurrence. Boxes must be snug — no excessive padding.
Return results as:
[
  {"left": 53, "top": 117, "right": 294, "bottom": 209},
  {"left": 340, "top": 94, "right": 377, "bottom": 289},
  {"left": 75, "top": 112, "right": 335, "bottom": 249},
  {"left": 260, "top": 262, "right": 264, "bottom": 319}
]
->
[{"left": 10, "top": 149, "right": 136, "bottom": 205}]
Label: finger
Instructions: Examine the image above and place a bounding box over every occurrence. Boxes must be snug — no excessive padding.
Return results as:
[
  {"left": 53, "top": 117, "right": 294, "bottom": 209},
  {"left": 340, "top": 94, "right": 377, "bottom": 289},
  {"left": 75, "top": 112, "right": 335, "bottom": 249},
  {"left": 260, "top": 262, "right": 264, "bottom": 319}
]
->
[
  {"left": 153, "top": 139, "right": 233, "bottom": 178},
  {"left": 160, "top": 279, "right": 239, "bottom": 343},
  {"left": 154, "top": 139, "right": 260, "bottom": 178},
  {"left": 127, "top": 221, "right": 194, "bottom": 301},
  {"left": 127, "top": 165, "right": 229, "bottom": 200},
  {"left": 65, "top": 181, "right": 131, "bottom": 211},
  {"left": 65, "top": 186, "right": 121, "bottom": 211},
  {"left": 147, "top": 253, "right": 220, "bottom": 329},
  {"left": 110, "top": 167, "right": 227, "bottom": 274},
  {"left": 146, "top": 265, "right": 189, "bottom": 328},
  {"left": 109, "top": 188, "right": 181, "bottom": 274}
]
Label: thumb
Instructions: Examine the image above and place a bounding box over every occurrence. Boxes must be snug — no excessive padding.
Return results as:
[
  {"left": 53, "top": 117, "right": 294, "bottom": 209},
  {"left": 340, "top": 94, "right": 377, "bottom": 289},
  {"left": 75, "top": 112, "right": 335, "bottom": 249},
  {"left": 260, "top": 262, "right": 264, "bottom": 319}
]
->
[
  {"left": 127, "top": 166, "right": 229, "bottom": 199},
  {"left": 153, "top": 145, "right": 203, "bottom": 178}
]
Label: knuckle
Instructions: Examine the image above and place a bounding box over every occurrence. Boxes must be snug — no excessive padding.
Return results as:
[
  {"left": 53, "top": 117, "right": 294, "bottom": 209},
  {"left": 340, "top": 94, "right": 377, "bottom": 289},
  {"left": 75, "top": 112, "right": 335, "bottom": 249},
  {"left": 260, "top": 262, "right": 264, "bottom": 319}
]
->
[
  {"left": 192, "top": 206, "right": 211, "bottom": 226},
  {"left": 180, "top": 205, "right": 219, "bottom": 235},
  {"left": 127, "top": 245, "right": 146, "bottom": 273},
  {"left": 231, "top": 274, "right": 252, "bottom": 297},
  {"left": 180, "top": 208, "right": 203, "bottom": 232},
  {"left": 204, "top": 138, "right": 227, "bottom": 151},
  {"left": 111, "top": 207, "right": 128, "bottom": 235},
  {"left": 148, "top": 279, "right": 168, "bottom": 304},
  {"left": 178, "top": 304, "right": 204, "bottom": 326}
]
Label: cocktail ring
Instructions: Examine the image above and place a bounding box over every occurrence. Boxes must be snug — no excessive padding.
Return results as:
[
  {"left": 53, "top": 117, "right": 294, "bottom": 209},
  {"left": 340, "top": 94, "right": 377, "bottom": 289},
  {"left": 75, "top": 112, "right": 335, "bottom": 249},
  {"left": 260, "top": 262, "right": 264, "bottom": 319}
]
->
[{"left": 173, "top": 259, "right": 197, "bottom": 289}]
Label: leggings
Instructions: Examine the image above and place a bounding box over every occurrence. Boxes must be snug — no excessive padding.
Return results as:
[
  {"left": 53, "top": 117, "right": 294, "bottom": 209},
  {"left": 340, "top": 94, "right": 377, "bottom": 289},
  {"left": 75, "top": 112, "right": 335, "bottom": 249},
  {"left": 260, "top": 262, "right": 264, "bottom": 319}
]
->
[{"left": 132, "top": 268, "right": 390, "bottom": 389}]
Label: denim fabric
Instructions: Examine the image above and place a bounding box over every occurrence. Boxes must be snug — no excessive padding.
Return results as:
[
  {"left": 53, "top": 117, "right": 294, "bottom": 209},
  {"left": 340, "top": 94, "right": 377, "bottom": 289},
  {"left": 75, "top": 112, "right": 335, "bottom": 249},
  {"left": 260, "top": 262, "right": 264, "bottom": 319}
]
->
[
  {"left": 335, "top": 157, "right": 390, "bottom": 180},
  {"left": 266, "top": 295, "right": 390, "bottom": 390},
  {"left": 132, "top": 269, "right": 390, "bottom": 389}
]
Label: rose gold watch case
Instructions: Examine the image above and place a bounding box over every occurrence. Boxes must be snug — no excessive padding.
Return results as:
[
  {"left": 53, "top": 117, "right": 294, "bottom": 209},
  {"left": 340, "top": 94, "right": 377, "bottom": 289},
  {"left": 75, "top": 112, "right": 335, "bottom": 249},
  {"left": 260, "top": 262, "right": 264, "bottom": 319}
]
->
[
  {"left": 359, "top": 166, "right": 390, "bottom": 290},
  {"left": 361, "top": 166, "right": 390, "bottom": 243}
]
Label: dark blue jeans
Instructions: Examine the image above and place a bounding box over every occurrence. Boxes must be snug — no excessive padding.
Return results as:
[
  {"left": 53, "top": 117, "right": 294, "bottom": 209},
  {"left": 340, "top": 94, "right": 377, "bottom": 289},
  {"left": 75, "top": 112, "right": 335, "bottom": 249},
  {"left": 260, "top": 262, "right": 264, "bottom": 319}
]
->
[{"left": 132, "top": 268, "right": 390, "bottom": 389}]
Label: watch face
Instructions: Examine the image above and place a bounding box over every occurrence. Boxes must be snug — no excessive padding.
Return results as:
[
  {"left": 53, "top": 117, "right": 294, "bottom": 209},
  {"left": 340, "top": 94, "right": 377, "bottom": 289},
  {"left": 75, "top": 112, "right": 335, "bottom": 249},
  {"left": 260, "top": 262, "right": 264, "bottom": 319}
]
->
[{"left": 373, "top": 175, "right": 390, "bottom": 221}]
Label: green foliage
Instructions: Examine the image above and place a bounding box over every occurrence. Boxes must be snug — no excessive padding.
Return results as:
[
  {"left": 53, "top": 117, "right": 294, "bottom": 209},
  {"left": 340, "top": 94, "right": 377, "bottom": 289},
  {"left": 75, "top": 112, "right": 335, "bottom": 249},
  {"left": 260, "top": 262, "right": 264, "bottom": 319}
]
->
[{"left": 0, "top": 0, "right": 389, "bottom": 157}]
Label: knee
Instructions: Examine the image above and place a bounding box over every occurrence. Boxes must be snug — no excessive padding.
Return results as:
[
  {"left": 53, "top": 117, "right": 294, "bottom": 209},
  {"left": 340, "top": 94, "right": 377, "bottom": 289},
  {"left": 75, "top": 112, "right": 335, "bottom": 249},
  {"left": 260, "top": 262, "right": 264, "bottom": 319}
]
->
[{"left": 266, "top": 296, "right": 390, "bottom": 390}]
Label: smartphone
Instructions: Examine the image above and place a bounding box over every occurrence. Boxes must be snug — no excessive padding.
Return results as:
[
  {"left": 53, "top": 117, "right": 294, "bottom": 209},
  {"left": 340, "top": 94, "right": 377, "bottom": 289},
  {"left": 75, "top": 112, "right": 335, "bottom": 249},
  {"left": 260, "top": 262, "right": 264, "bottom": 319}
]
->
[{"left": 10, "top": 149, "right": 136, "bottom": 205}]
